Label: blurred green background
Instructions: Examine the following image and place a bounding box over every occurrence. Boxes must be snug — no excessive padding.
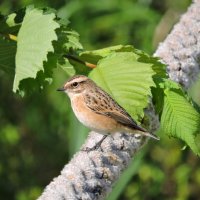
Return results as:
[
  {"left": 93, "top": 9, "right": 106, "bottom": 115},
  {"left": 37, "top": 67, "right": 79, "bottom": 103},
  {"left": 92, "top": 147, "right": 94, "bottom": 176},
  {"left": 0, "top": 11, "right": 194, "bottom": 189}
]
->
[{"left": 1, "top": 0, "right": 200, "bottom": 200}]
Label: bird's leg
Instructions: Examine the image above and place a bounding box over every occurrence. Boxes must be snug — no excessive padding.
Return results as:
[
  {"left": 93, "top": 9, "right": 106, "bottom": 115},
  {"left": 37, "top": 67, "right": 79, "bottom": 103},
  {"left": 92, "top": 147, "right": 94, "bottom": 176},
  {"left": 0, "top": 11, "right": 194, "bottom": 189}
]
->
[{"left": 82, "top": 135, "right": 108, "bottom": 152}]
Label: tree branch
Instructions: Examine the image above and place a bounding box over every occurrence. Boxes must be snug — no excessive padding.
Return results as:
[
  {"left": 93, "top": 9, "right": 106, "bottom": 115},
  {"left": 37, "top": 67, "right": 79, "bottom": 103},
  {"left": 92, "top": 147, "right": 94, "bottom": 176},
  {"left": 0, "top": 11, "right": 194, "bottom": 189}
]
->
[
  {"left": 154, "top": 0, "right": 200, "bottom": 89},
  {"left": 38, "top": 1, "right": 200, "bottom": 199}
]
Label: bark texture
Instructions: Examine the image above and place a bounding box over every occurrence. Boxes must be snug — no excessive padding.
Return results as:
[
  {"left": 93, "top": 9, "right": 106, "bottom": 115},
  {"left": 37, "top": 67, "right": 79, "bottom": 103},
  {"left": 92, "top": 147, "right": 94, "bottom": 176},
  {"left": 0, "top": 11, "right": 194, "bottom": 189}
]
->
[
  {"left": 154, "top": 0, "right": 200, "bottom": 89},
  {"left": 38, "top": 1, "right": 200, "bottom": 199}
]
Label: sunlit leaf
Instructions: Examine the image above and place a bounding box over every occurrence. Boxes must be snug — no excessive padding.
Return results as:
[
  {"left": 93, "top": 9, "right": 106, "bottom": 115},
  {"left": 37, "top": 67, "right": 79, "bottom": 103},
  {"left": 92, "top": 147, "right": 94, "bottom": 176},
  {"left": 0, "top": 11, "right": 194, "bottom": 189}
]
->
[
  {"left": 58, "top": 59, "right": 75, "bottom": 77},
  {"left": 0, "top": 12, "right": 22, "bottom": 34},
  {"left": 13, "top": 7, "right": 60, "bottom": 94},
  {"left": 64, "top": 30, "right": 83, "bottom": 50},
  {"left": 89, "top": 52, "right": 155, "bottom": 122},
  {"left": 80, "top": 45, "right": 135, "bottom": 64},
  {"left": 161, "top": 89, "right": 200, "bottom": 155}
]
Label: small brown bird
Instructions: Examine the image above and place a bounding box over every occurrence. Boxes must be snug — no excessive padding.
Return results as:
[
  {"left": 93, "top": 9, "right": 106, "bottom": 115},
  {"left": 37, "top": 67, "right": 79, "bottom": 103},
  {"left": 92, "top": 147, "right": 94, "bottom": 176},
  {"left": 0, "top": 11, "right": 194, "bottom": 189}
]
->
[{"left": 57, "top": 75, "right": 159, "bottom": 148}]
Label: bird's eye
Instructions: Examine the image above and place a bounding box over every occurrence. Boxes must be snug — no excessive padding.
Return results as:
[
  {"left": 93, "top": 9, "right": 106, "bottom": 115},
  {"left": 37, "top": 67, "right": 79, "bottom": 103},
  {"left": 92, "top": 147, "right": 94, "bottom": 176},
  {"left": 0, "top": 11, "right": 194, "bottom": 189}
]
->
[{"left": 72, "top": 82, "right": 79, "bottom": 88}]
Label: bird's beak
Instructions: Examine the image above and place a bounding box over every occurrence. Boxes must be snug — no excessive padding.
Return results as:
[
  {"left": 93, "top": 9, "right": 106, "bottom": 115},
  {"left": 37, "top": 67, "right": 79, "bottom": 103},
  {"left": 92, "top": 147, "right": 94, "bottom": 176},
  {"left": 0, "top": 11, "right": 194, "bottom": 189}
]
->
[{"left": 57, "top": 87, "right": 65, "bottom": 92}]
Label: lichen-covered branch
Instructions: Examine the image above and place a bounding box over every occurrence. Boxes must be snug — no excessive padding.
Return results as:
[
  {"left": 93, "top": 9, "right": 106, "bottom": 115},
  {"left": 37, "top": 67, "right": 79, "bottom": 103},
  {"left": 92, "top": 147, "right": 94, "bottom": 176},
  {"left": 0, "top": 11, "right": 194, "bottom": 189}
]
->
[
  {"left": 38, "top": 1, "right": 200, "bottom": 199},
  {"left": 154, "top": 0, "right": 200, "bottom": 89},
  {"left": 38, "top": 132, "right": 147, "bottom": 200}
]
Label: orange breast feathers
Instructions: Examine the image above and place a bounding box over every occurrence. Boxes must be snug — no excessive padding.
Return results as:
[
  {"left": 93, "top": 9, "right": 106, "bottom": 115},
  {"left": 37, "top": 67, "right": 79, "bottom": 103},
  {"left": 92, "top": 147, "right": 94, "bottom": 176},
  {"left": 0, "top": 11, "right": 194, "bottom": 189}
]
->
[{"left": 71, "top": 95, "right": 119, "bottom": 134}]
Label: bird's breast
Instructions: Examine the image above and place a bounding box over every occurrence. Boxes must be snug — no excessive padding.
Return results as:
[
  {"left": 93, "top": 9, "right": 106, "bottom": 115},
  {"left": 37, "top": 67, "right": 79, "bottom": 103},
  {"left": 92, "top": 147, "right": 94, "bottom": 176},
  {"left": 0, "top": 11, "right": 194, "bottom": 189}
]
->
[{"left": 71, "top": 95, "right": 119, "bottom": 134}]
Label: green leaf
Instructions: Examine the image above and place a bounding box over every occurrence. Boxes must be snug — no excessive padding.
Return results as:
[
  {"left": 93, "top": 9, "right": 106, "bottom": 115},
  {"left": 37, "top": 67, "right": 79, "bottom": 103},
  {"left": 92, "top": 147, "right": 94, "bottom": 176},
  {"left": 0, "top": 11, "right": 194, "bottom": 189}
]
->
[
  {"left": 13, "top": 7, "right": 60, "bottom": 94},
  {"left": 161, "top": 89, "right": 200, "bottom": 155},
  {"left": 63, "top": 45, "right": 136, "bottom": 80},
  {"left": 80, "top": 45, "right": 135, "bottom": 64},
  {"left": 63, "top": 30, "right": 83, "bottom": 51},
  {"left": 0, "top": 12, "right": 22, "bottom": 34},
  {"left": 52, "top": 25, "right": 83, "bottom": 76},
  {"left": 80, "top": 45, "right": 166, "bottom": 79},
  {"left": 67, "top": 57, "right": 91, "bottom": 76},
  {"left": 0, "top": 37, "right": 16, "bottom": 74},
  {"left": 135, "top": 49, "right": 167, "bottom": 79},
  {"left": 151, "top": 87, "right": 164, "bottom": 115},
  {"left": 58, "top": 58, "right": 75, "bottom": 77},
  {"left": 159, "top": 78, "right": 181, "bottom": 90},
  {"left": 89, "top": 52, "right": 155, "bottom": 122}
]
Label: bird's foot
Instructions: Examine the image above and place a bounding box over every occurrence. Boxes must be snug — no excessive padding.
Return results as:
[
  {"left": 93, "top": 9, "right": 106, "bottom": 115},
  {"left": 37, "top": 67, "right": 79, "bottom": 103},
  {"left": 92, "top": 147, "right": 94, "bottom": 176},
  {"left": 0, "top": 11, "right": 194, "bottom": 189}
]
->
[{"left": 82, "top": 135, "right": 108, "bottom": 152}]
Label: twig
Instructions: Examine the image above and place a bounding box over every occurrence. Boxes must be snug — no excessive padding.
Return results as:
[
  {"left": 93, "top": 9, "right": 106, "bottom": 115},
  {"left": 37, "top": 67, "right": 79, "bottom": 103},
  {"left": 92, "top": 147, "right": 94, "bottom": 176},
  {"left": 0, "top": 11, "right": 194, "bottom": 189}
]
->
[{"left": 64, "top": 54, "right": 97, "bottom": 69}]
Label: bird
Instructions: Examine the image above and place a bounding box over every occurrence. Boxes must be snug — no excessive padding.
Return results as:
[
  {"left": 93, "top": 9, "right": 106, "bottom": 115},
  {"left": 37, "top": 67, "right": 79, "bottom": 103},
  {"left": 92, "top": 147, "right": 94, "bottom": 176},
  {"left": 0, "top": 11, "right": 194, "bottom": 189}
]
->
[{"left": 57, "top": 75, "right": 159, "bottom": 150}]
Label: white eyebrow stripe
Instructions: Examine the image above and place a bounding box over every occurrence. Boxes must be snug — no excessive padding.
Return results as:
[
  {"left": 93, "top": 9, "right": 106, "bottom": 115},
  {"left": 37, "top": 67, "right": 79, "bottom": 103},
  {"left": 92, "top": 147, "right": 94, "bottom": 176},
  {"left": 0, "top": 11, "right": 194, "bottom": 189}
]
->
[{"left": 68, "top": 77, "right": 88, "bottom": 84}]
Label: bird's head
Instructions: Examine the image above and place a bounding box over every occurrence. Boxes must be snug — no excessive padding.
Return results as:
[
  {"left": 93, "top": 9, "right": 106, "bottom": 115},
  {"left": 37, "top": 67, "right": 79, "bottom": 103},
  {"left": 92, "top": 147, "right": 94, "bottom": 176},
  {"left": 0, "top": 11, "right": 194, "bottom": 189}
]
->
[{"left": 57, "top": 75, "right": 93, "bottom": 97}]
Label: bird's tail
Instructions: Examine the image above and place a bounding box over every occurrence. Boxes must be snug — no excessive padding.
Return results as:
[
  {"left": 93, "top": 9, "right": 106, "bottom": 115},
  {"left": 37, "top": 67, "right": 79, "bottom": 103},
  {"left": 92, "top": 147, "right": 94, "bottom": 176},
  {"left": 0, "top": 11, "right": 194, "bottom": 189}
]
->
[
  {"left": 132, "top": 125, "right": 160, "bottom": 140},
  {"left": 143, "top": 131, "right": 160, "bottom": 140},
  {"left": 124, "top": 126, "right": 160, "bottom": 140}
]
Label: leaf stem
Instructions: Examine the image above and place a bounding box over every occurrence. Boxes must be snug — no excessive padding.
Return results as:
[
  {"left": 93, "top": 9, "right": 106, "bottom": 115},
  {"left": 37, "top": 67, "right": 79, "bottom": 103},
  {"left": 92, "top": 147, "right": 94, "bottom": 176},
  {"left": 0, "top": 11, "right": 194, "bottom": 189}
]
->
[
  {"left": 8, "top": 34, "right": 17, "bottom": 41},
  {"left": 0, "top": 33, "right": 17, "bottom": 41},
  {"left": 64, "top": 54, "right": 96, "bottom": 69},
  {"left": 85, "top": 62, "right": 96, "bottom": 69}
]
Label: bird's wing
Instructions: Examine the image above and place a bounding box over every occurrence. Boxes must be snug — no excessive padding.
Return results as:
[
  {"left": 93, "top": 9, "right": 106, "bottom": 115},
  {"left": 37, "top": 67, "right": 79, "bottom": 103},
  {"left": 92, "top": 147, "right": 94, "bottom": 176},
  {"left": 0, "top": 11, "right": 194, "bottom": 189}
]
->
[
  {"left": 103, "top": 112, "right": 146, "bottom": 132},
  {"left": 84, "top": 89, "right": 146, "bottom": 132}
]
